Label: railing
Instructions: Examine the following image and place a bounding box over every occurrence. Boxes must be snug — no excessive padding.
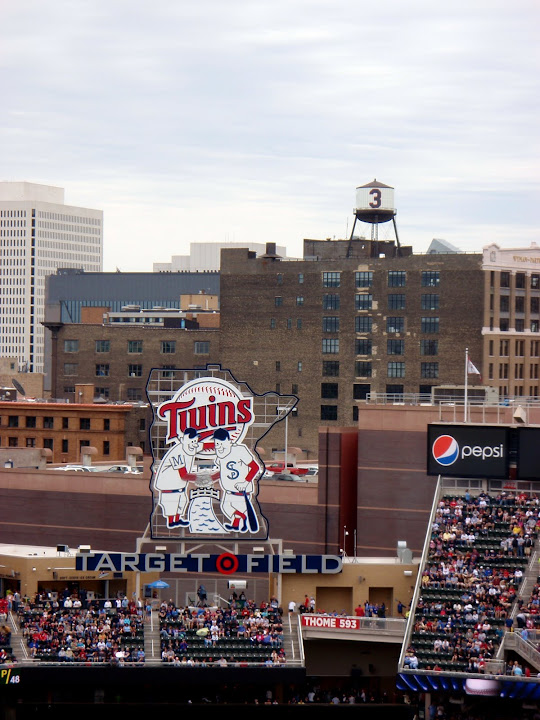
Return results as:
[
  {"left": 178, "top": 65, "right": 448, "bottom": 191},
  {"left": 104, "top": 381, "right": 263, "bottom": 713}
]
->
[
  {"left": 504, "top": 631, "right": 540, "bottom": 672},
  {"left": 398, "top": 475, "right": 443, "bottom": 671}
]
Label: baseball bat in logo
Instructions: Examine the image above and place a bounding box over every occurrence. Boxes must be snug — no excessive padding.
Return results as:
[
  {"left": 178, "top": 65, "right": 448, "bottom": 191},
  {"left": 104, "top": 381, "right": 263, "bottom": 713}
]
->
[{"left": 432, "top": 435, "right": 459, "bottom": 466}]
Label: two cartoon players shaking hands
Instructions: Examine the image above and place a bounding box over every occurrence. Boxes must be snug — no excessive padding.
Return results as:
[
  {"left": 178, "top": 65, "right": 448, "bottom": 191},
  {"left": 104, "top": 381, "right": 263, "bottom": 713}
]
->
[{"left": 153, "top": 427, "right": 262, "bottom": 534}]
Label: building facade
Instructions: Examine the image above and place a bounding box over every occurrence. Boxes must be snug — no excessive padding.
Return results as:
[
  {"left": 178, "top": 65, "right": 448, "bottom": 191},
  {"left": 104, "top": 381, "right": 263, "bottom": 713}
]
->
[
  {"left": 483, "top": 243, "right": 540, "bottom": 397},
  {"left": 219, "top": 240, "right": 484, "bottom": 456},
  {"left": 0, "top": 182, "right": 103, "bottom": 374}
]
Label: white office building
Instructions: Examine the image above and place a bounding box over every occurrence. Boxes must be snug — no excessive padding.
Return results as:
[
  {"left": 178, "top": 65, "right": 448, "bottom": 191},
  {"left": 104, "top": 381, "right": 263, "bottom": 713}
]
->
[
  {"left": 153, "top": 241, "right": 288, "bottom": 272},
  {"left": 0, "top": 182, "right": 103, "bottom": 373}
]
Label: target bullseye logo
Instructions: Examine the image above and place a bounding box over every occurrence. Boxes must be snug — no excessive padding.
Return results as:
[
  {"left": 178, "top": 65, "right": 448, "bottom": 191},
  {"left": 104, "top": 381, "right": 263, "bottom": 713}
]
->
[{"left": 432, "top": 435, "right": 459, "bottom": 466}]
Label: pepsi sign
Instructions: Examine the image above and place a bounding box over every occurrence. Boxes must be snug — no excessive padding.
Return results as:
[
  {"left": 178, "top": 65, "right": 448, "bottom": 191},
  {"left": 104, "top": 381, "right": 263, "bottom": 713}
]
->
[{"left": 427, "top": 424, "right": 509, "bottom": 478}]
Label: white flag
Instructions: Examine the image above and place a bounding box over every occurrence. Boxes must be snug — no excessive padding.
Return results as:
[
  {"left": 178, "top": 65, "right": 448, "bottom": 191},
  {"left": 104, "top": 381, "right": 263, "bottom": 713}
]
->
[{"left": 467, "top": 359, "right": 480, "bottom": 375}]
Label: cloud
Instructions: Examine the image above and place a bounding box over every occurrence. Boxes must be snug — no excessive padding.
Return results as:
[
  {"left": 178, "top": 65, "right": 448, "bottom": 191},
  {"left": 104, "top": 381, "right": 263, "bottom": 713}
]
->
[{"left": 1, "top": 0, "right": 539, "bottom": 270}]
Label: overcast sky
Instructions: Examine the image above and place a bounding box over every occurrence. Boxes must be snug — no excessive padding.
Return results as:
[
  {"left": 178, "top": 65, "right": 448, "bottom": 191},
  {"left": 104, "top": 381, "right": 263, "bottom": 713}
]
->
[{"left": 1, "top": 0, "right": 539, "bottom": 271}]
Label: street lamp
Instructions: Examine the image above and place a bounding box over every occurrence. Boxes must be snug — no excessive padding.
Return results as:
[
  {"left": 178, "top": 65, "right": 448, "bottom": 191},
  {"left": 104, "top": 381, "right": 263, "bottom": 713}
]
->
[
  {"left": 343, "top": 526, "right": 349, "bottom": 556},
  {"left": 277, "top": 407, "right": 289, "bottom": 467}
]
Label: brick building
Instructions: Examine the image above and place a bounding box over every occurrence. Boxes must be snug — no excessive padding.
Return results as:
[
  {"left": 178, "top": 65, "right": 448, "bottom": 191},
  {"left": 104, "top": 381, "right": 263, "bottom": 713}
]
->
[
  {"left": 0, "top": 399, "right": 132, "bottom": 464},
  {"left": 218, "top": 239, "right": 484, "bottom": 456}
]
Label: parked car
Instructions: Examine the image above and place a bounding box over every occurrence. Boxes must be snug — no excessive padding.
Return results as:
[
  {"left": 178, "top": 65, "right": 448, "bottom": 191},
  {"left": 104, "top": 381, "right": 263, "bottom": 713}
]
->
[
  {"left": 264, "top": 462, "right": 309, "bottom": 476},
  {"left": 107, "top": 464, "right": 143, "bottom": 474}
]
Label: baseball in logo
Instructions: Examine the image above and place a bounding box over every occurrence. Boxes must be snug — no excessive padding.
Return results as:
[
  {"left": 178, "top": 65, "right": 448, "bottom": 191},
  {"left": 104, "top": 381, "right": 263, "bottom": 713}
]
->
[{"left": 432, "top": 435, "right": 459, "bottom": 466}]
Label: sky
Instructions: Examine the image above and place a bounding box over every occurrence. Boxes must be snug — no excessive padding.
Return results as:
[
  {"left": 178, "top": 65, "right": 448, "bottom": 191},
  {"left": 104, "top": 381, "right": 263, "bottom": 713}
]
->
[{"left": 1, "top": 0, "right": 539, "bottom": 271}]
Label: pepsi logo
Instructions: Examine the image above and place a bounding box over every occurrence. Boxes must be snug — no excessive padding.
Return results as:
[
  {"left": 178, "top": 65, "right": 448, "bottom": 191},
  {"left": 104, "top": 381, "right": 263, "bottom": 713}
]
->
[{"left": 432, "top": 435, "right": 459, "bottom": 466}]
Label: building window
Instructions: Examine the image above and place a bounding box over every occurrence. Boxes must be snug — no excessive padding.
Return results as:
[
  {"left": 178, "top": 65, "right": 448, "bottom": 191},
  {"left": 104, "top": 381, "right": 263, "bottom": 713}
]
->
[
  {"left": 322, "top": 361, "right": 340, "bottom": 376},
  {"left": 321, "top": 383, "right": 339, "bottom": 399},
  {"left": 161, "top": 341, "right": 176, "bottom": 354},
  {"left": 500, "top": 271, "right": 510, "bottom": 288},
  {"left": 95, "top": 340, "right": 110, "bottom": 353},
  {"left": 320, "top": 405, "right": 338, "bottom": 420},
  {"left": 128, "top": 364, "right": 143, "bottom": 377},
  {"left": 95, "top": 387, "right": 110, "bottom": 399},
  {"left": 64, "top": 340, "right": 79, "bottom": 353},
  {"left": 43, "top": 438, "right": 53, "bottom": 450},
  {"left": 128, "top": 340, "right": 143, "bottom": 353},
  {"left": 531, "top": 341, "right": 539, "bottom": 357},
  {"left": 297, "top": 362, "right": 302, "bottom": 372},
  {"left": 25, "top": 416, "right": 36, "bottom": 429},
  {"left": 387, "top": 317, "right": 405, "bottom": 333},
  {"left": 388, "top": 271, "right": 406, "bottom": 287},
  {"left": 421, "top": 317, "right": 439, "bottom": 333},
  {"left": 298, "top": 273, "right": 304, "bottom": 284},
  {"left": 322, "top": 316, "right": 340, "bottom": 332},
  {"left": 296, "top": 296, "right": 304, "bottom": 306},
  {"left": 194, "top": 342, "right": 210, "bottom": 355},
  {"left": 500, "top": 318, "right": 509, "bottom": 331},
  {"left": 421, "top": 294, "right": 439, "bottom": 310},
  {"left": 532, "top": 274, "right": 540, "bottom": 289},
  {"left": 8, "top": 437, "right": 18, "bottom": 447},
  {"left": 387, "top": 339, "right": 404, "bottom": 355},
  {"left": 43, "top": 417, "right": 54, "bottom": 429},
  {"left": 323, "top": 294, "right": 340, "bottom": 310},
  {"left": 353, "top": 384, "right": 370, "bottom": 400},
  {"left": 80, "top": 440, "right": 90, "bottom": 451},
  {"left": 516, "top": 273, "right": 526, "bottom": 288},
  {"left": 291, "top": 384, "right": 298, "bottom": 394},
  {"left": 388, "top": 362, "right": 405, "bottom": 378},
  {"left": 531, "top": 297, "right": 539, "bottom": 314},
  {"left": 355, "top": 271, "right": 373, "bottom": 288},
  {"left": 275, "top": 296, "right": 283, "bottom": 307},
  {"left": 516, "top": 319, "right": 525, "bottom": 332},
  {"left": 355, "top": 361, "right": 372, "bottom": 377},
  {"left": 322, "top": 338, "right": 339, "bottom": 354},
  {"left": 104, "top": 419, "right": 110, "bottom": 431},
  {"left": 355, "top": 316, "right": 372, "bottom": 333},
  {"left": 127, "top": 388, "right": 143, "bottom": 401},
  {"left": 79, "top": 418, "right": 90, "bottom": 430},
  {"left": 64, "top": 363, "right": 78, "bottom": 376},
  {"left": 500, "top": 296, "right": 510, "bottom": 313},
  {"left": 25, "top": 437, "right": 35, "bottom": 448},
  {"left": 420, "top": 339, "right": 438, "bottom": 355},
  {"left": 386, "top": 384, "right": 404, "bottom": 396},
  {"left": 388, "top": 294, "right": 405, "bottom": 310},
  {"left": 355, "top": 294, "right": 373, "bottom": 310},
  {"left": 62, "top": 439, "right": 68, "bottom": 453},
  {"left": 421, "top": 362, "right": 439, "bottom": 378},
  {"left": 139, "top": 418, "right": 146, "bottom": 431},
  {"left": 422, "top": 271, "right": 440, "bottom": 287},
  {"left": 63, "top": 386, "right": 75, "bottom": 394},
  {"left": 277, "top": 273, "right": 283, "bottom": 285},
  {"left": 323, "top": 272, "right": 341, "bottom": 288},
  {"left": 7, "top": 416, "right": 18, "bottom": 428},
  {"left": 270, "top": 318, "right": 276, "bottom": 329},
  {"left": 103, "top": 441, "right": 110, "bottom": 456},
  {"left": 275, "top": 361, "right": 281, "bottom": 372},
  {"left": 286, "top": 318, "right": 292, "bottom": 329},
  {"left": 356, "top": 339, "right": 372, "bottom": 355},
  {"left": 96, "top": 364, "right": 110, "bottom": 377},
  {"left": 515, "top": 296, "right": 525, "bottom": 313},
  {"left": 62, "top": 417, "right": 69, "bottom": 429},
  {"left": 297, "top": 318, "right": 302, "bottom": 329},
  {"left": 532, "top": 320, "right": 539, "bottom": 333},
  {"left": 353, "top": 406, "right": 359, "bottom": 421}
]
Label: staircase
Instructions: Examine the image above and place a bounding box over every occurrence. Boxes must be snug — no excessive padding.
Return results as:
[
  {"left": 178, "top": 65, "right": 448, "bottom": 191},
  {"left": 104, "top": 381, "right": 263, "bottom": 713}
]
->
[
  {"left": 282, "top": 611, "right": 304, "bottom": 666},
  {"left": 8, "top": 611, "right": 31, "bottom": 663},
  {"left": 144, "top": 609, "right": 162, "bottom": 664}
]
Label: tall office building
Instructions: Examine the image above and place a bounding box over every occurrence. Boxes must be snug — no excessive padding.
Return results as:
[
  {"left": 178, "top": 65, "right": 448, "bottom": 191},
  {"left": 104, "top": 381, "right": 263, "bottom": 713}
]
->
[{"left": 0, "top": 182, "right": 102, "bottom": 373}]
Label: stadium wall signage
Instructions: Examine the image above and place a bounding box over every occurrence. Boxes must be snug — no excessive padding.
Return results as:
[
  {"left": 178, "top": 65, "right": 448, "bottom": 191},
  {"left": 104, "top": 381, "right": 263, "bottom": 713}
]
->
[
  {"left": 76, "top": 552, "right": 343, "bottom": 575},
  {"left": 427, "top": 423, "right": 509, "bottom": 478}
]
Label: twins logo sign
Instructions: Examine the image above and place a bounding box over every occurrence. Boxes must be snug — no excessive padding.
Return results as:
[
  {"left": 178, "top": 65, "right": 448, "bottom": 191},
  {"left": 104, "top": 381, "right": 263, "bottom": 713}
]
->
[{"left": 150, "top": 369, "right": 294, "bottom": 540}]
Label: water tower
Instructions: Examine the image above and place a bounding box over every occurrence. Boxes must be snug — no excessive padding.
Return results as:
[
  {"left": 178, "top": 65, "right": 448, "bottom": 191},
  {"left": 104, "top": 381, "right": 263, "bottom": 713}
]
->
[{"left": 348, "top": 179, "right": 401, "bottom": 255}]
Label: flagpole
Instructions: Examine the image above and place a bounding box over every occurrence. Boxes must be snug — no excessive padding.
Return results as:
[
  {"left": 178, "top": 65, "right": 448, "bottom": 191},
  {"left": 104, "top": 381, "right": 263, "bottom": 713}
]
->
[{"left": 464, "top": 347, "right": 468, "bottom": 423}]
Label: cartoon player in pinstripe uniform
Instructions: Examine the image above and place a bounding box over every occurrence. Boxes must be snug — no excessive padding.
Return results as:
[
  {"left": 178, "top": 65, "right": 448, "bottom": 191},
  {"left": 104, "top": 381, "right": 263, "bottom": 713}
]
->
[{"left": 154, "top": 428, "right": 201, "bottom": 528}]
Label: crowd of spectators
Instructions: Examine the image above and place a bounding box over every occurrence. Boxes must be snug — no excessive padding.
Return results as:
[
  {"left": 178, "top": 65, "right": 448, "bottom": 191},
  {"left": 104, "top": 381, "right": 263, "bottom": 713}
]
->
[
  {"left": 159, "top": 596, "right": 286, "bottom": 665},
  {"left": 16, "top": 593, "right": 145, "bottom": 665},
  {"left": 404, "top": 491, "right": 540, "bottom": 673}
]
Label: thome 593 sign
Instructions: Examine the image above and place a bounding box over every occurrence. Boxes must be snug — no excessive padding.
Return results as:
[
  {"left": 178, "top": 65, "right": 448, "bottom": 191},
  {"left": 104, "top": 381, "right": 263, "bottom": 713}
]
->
[{"left": 147, "top": 365, "right": 296, "bottom": 541}]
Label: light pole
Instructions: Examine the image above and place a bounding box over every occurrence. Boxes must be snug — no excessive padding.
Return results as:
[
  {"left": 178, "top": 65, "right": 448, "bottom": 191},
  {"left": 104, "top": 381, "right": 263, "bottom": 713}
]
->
[
  {"left": 343, "top": 526, "right": 349, "bottom": 556},
  {"left": 277, "top": 407, "right": 289, "bottom": 467}
]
